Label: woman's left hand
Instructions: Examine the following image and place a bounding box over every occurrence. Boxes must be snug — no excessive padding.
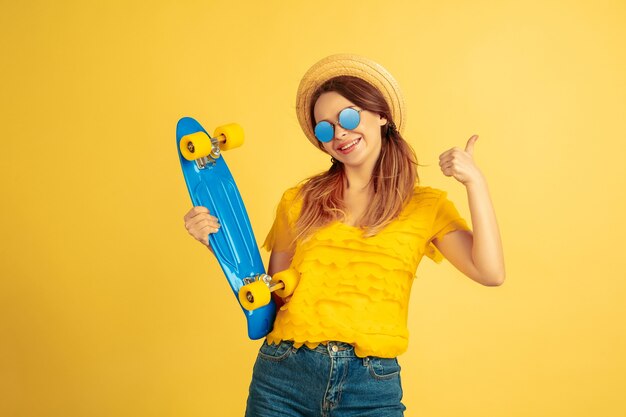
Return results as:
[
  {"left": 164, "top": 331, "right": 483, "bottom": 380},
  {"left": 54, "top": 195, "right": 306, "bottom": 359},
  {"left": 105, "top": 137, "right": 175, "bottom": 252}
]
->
[{"left": 438, "top": 134, "right": 484, "bottom": 186}]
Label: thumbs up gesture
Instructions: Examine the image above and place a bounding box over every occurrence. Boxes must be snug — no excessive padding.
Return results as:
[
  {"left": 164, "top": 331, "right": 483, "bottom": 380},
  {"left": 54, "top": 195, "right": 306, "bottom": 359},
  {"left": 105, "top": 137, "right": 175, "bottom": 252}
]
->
[{"left": 438, "top": 134, "right": 484, "bottom": 186}]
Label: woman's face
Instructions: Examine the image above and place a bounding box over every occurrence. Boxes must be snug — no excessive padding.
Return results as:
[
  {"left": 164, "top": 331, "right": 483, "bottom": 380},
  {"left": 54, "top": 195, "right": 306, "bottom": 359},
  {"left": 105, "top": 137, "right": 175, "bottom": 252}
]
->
[{"left": 313, "top": 91, "right": 387, "bottom": 169}]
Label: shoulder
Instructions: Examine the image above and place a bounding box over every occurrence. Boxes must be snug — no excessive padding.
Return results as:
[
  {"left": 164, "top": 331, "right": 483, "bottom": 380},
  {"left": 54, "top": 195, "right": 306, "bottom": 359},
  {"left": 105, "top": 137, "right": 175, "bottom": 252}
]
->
[
  {"left": 280, "top": 182, "right": 305, "bottom": 203},
  {"left": 274, "top": 183, "right": 306, "bottom": 223},
  {"left": 394, "top": 185, "right": 446, "bottom": 221},
  {"left": 411, "top": 185, "right": 448, "bottom": 202},
  {"left": 403, "top": 185, "right": 458, "bottom": 219}
]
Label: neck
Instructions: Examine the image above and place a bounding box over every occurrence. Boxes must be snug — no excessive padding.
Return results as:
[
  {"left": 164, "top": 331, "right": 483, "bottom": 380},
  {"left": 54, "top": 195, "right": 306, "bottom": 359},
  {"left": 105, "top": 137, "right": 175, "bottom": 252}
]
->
[{"left": 342, "top": 159, "right": 376, "bottom": 192}]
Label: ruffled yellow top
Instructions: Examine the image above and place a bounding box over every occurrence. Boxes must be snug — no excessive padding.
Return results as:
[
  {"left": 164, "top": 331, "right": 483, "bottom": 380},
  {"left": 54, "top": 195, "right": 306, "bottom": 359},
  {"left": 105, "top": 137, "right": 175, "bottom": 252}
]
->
[{"left": 262, "top": 184, "right": 471, "bottom": 358}]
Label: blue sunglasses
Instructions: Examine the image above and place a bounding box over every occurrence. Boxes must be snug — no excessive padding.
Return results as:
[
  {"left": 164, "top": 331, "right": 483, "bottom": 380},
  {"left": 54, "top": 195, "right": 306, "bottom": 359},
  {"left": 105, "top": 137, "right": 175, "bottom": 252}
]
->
[{"left": 314, "top": 107, "right": 363, "bottom": 143}]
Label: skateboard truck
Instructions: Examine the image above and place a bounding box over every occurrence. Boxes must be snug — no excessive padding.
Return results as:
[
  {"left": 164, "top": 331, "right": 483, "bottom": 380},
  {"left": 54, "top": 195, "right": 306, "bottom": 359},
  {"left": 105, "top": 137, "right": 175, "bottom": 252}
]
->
[
  {"left": 189, "top": 138, "right": 220, "bottom": 169},
  {"left": 179, "top": 123, "right": 244, "bottom": 169},
  {"left": 239, "top": 269, "right": 300, "bottom": 311}
]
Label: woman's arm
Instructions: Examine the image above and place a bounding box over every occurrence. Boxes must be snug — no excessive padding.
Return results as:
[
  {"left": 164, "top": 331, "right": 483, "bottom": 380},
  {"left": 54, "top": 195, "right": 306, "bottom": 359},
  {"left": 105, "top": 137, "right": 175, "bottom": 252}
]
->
[
  {"left": 433, "top": 176, "right": 505, "bottom": 286},
  {"left": 268, "top": 251, "right": 293, "bottom": 276},
  {"left": 436, "top": 135, "right": 505, "bottom": 286}
]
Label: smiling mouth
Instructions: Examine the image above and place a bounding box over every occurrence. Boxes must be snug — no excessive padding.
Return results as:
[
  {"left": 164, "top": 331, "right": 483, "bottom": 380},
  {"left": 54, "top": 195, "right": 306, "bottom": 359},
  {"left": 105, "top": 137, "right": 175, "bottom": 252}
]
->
[{"left": 338, "top": 137, "right": 361, "bottom": 151}]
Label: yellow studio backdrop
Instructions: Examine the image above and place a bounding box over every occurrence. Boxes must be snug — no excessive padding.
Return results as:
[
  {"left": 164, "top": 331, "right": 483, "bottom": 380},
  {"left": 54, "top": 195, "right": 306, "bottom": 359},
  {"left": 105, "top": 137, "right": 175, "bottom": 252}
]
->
[{"left": 1, "top": 0, "right": 625, "bottom": 416}]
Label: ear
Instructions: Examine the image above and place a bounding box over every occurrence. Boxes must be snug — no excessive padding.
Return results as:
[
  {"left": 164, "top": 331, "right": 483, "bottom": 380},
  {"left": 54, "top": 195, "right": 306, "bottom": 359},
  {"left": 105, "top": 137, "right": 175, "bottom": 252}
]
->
[{"left": 379, "top": 114, "right": 388, "bottom": 127}]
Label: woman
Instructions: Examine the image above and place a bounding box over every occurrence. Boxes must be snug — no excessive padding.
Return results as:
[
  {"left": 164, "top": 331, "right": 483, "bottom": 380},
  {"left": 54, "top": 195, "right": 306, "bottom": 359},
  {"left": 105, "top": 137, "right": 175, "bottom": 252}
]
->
[{"left": 183, "top": 54, "right": 505, "bottom": 416}]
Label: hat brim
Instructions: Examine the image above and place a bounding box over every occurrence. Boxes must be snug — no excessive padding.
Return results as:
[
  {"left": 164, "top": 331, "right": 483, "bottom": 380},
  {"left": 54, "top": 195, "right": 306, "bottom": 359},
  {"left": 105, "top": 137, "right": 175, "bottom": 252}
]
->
[{"left": 296, "top": 54, "right": 406, "bottom": 150}]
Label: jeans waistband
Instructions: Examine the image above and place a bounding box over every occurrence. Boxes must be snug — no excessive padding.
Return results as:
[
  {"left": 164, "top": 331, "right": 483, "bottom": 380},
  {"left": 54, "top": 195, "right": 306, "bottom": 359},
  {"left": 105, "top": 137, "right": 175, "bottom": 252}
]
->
[
  {"left": 269, "top": 339, "right": 400, "bottom": 370},
  {"left": 281, "top": 340, "right": 361, "bottom": 358}
]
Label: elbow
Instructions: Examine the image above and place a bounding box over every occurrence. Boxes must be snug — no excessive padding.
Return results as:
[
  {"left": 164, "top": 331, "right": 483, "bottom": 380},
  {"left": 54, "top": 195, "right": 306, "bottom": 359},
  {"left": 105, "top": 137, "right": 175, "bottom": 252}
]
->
[
  {"left": 468, "top": 262, "right": 505, "bottom": 286},
  {"left": 480, "top": 269, "right": 505, "bottom": 287},
  {"left": 485, "top": 279, "right": 504, "bottom": 287}
]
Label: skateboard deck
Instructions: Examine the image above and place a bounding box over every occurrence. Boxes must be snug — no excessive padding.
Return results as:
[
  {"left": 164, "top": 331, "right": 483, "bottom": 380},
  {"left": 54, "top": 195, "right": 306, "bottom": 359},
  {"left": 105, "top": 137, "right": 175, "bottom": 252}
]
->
[{"left": 176, "top": 116, "right": 276, "bottom": 340}]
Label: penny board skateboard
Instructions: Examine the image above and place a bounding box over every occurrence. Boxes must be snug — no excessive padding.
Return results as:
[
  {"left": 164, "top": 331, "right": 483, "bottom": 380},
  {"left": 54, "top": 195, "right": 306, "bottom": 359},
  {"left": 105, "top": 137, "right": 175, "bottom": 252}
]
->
[{"left": 176, "top": 117, "right": 276, "bottom": 340}]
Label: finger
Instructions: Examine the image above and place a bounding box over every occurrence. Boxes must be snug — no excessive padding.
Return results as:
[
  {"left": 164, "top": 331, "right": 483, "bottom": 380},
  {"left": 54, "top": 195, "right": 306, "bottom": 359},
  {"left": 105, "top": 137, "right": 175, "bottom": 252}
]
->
[
  {"left": 465, "top": 135, "right": 479, "bottom": 155},
  {"left": 441, "top": 165, "right": 454, "bottom": 175},
  {"left": 193, "top": 214, "right": 220, "bottom": 226},
  {"left": 439, "top": 146, "right": 461, "bottom": 160},
  {"left": 438, "top": 150, "right": 452, "bottom": 161},
  {"left": 187, "top": 211, "right": 220, "bottom": 226},
  {"left": 439, "top": 154, "right": 458, "bottom": 169},
  {"left": 195, "top": 225, "right": 219, "bottom": 244},
  {"left": 189, "top": 217, "right": 221, "bottom": 231},
  {"left": 192, "top": 224, "right": 211, "bottom": 243},
  {"left": 197, "top": 224, "right": 219, "bottom": 235},
  {"left": 186, "top": 216, "right": 206, "bottom": 230},
  {"left": 184, "top": 206, "right": 210, "bottom": 221}
]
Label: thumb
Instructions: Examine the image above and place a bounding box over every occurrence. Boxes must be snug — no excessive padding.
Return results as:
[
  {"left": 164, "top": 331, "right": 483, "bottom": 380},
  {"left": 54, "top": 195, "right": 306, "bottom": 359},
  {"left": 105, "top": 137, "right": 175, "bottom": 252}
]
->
[{"left": 465, "top": 134, "right": 479, "bottom": 155}]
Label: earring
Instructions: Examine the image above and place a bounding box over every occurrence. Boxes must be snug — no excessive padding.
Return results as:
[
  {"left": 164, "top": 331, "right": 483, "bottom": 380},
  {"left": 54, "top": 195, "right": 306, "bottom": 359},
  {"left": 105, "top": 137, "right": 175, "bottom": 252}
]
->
[{"left": 331, "top": 157, "right": 337, "bottom": 164}]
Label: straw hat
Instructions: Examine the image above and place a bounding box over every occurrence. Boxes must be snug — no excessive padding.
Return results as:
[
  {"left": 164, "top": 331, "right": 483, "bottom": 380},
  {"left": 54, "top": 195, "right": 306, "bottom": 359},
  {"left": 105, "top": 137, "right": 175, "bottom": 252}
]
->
[{"left": 295, "top": 53, "right": 406, "bottom": 149}]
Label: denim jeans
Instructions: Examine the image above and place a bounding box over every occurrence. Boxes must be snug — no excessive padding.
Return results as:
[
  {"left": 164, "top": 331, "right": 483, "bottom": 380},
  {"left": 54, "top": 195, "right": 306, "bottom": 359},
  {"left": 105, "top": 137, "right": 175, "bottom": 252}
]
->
[{"left": 245, "top": 339, "right": 406, "bottom": 416}]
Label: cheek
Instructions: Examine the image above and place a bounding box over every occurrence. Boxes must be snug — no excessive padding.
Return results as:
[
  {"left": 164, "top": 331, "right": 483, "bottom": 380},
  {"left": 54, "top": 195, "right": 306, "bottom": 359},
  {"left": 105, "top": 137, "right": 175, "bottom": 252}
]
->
[
  {"left": 360, "top": 115, "right": 382, "bottom": 138},
  {"left": 321, "top": 142, "right": 334, "bottom": 154},
  {"left": 363, "top": 124, "right": 382, "bottom": 143}
]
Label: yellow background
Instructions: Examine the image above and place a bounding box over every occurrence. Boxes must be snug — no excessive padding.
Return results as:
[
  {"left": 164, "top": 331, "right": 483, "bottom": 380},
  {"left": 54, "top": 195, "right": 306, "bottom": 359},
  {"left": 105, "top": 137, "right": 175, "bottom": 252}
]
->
[{"left": 1, "top": 0, "right": 625, "bottom": 416}]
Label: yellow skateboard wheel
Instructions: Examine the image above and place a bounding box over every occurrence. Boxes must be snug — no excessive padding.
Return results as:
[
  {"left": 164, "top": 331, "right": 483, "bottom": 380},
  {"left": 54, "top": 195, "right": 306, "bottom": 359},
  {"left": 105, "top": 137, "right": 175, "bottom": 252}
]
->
[
  {"left": 180, "top": 131, "right": 213, "bottom": 161},
  {"left": 273, "top": 268, "right": 300, "bottom": 298},
  {"left": 239, "top": 280, "right": 271, "bottom": 311},
  {"left": 214, "top": 123, "right": 244, "bottom": 151}
]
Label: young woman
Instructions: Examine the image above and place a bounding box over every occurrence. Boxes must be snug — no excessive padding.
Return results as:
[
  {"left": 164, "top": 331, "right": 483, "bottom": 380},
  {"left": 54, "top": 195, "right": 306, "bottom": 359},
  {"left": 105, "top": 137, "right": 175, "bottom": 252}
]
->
[{"left": 183, "top": 54, "right": 505, "bottom": 417}]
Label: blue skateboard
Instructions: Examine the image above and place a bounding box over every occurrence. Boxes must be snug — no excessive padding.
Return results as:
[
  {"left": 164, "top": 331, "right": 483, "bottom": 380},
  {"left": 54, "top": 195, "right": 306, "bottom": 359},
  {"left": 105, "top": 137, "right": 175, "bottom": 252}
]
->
[{"left": 176, "top": 117, "right": 281, "bottom": 340}]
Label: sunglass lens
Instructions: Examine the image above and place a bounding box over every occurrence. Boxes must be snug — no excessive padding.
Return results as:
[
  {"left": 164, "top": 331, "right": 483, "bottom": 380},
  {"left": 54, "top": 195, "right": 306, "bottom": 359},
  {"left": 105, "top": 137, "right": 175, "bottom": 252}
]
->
[
  {"left": 339, "top": 108, "right": 360, "bottom": 130},
  {"left": 314, "top": 121, "right": 334, "bottom": 142}
]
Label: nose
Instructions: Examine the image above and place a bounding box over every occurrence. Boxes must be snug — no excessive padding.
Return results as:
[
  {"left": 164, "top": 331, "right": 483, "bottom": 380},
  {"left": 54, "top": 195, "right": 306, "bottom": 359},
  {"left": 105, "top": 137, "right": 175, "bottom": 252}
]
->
[{"left": 333, "top": 123, "right": 349, "bottom": 140}]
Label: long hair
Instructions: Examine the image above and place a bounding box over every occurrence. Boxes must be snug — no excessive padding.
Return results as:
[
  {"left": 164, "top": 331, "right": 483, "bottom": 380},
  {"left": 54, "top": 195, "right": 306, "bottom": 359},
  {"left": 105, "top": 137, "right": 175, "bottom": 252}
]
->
[{"left": 294, "top": 75, "right": 421, "bottom": 242}]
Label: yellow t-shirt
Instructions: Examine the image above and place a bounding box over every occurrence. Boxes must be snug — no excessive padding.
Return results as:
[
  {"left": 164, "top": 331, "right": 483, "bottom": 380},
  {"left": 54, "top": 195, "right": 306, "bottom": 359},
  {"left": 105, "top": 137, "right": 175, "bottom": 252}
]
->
[{"left": 262, "top": 183, "right": 471, "bottom": 358}]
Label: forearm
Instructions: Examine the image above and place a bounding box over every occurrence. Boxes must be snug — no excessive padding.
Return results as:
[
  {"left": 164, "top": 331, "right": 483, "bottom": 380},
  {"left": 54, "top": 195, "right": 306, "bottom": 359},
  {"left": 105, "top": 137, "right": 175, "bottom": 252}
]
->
[{"left": 465, "top": 174, "right": 505, "bottom": 284}]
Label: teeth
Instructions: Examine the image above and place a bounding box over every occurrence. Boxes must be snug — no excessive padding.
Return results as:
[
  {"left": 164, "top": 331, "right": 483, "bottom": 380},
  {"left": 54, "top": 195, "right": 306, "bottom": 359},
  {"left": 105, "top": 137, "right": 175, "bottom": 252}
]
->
[{"left": 340, "top": 138, "right": 360, "bottom": 151}]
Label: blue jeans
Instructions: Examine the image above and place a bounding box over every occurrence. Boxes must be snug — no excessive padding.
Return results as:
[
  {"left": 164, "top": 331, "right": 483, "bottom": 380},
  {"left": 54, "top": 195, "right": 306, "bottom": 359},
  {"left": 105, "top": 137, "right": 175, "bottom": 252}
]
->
[{"left": 245, "top": 339, "right": 406, "bottom": 416}]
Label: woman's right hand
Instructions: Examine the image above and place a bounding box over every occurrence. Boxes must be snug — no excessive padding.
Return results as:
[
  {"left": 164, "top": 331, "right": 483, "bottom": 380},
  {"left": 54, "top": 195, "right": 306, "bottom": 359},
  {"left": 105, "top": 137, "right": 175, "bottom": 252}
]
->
[{"left": 183, "top": 206, "right": 221, "bottom": 248}]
